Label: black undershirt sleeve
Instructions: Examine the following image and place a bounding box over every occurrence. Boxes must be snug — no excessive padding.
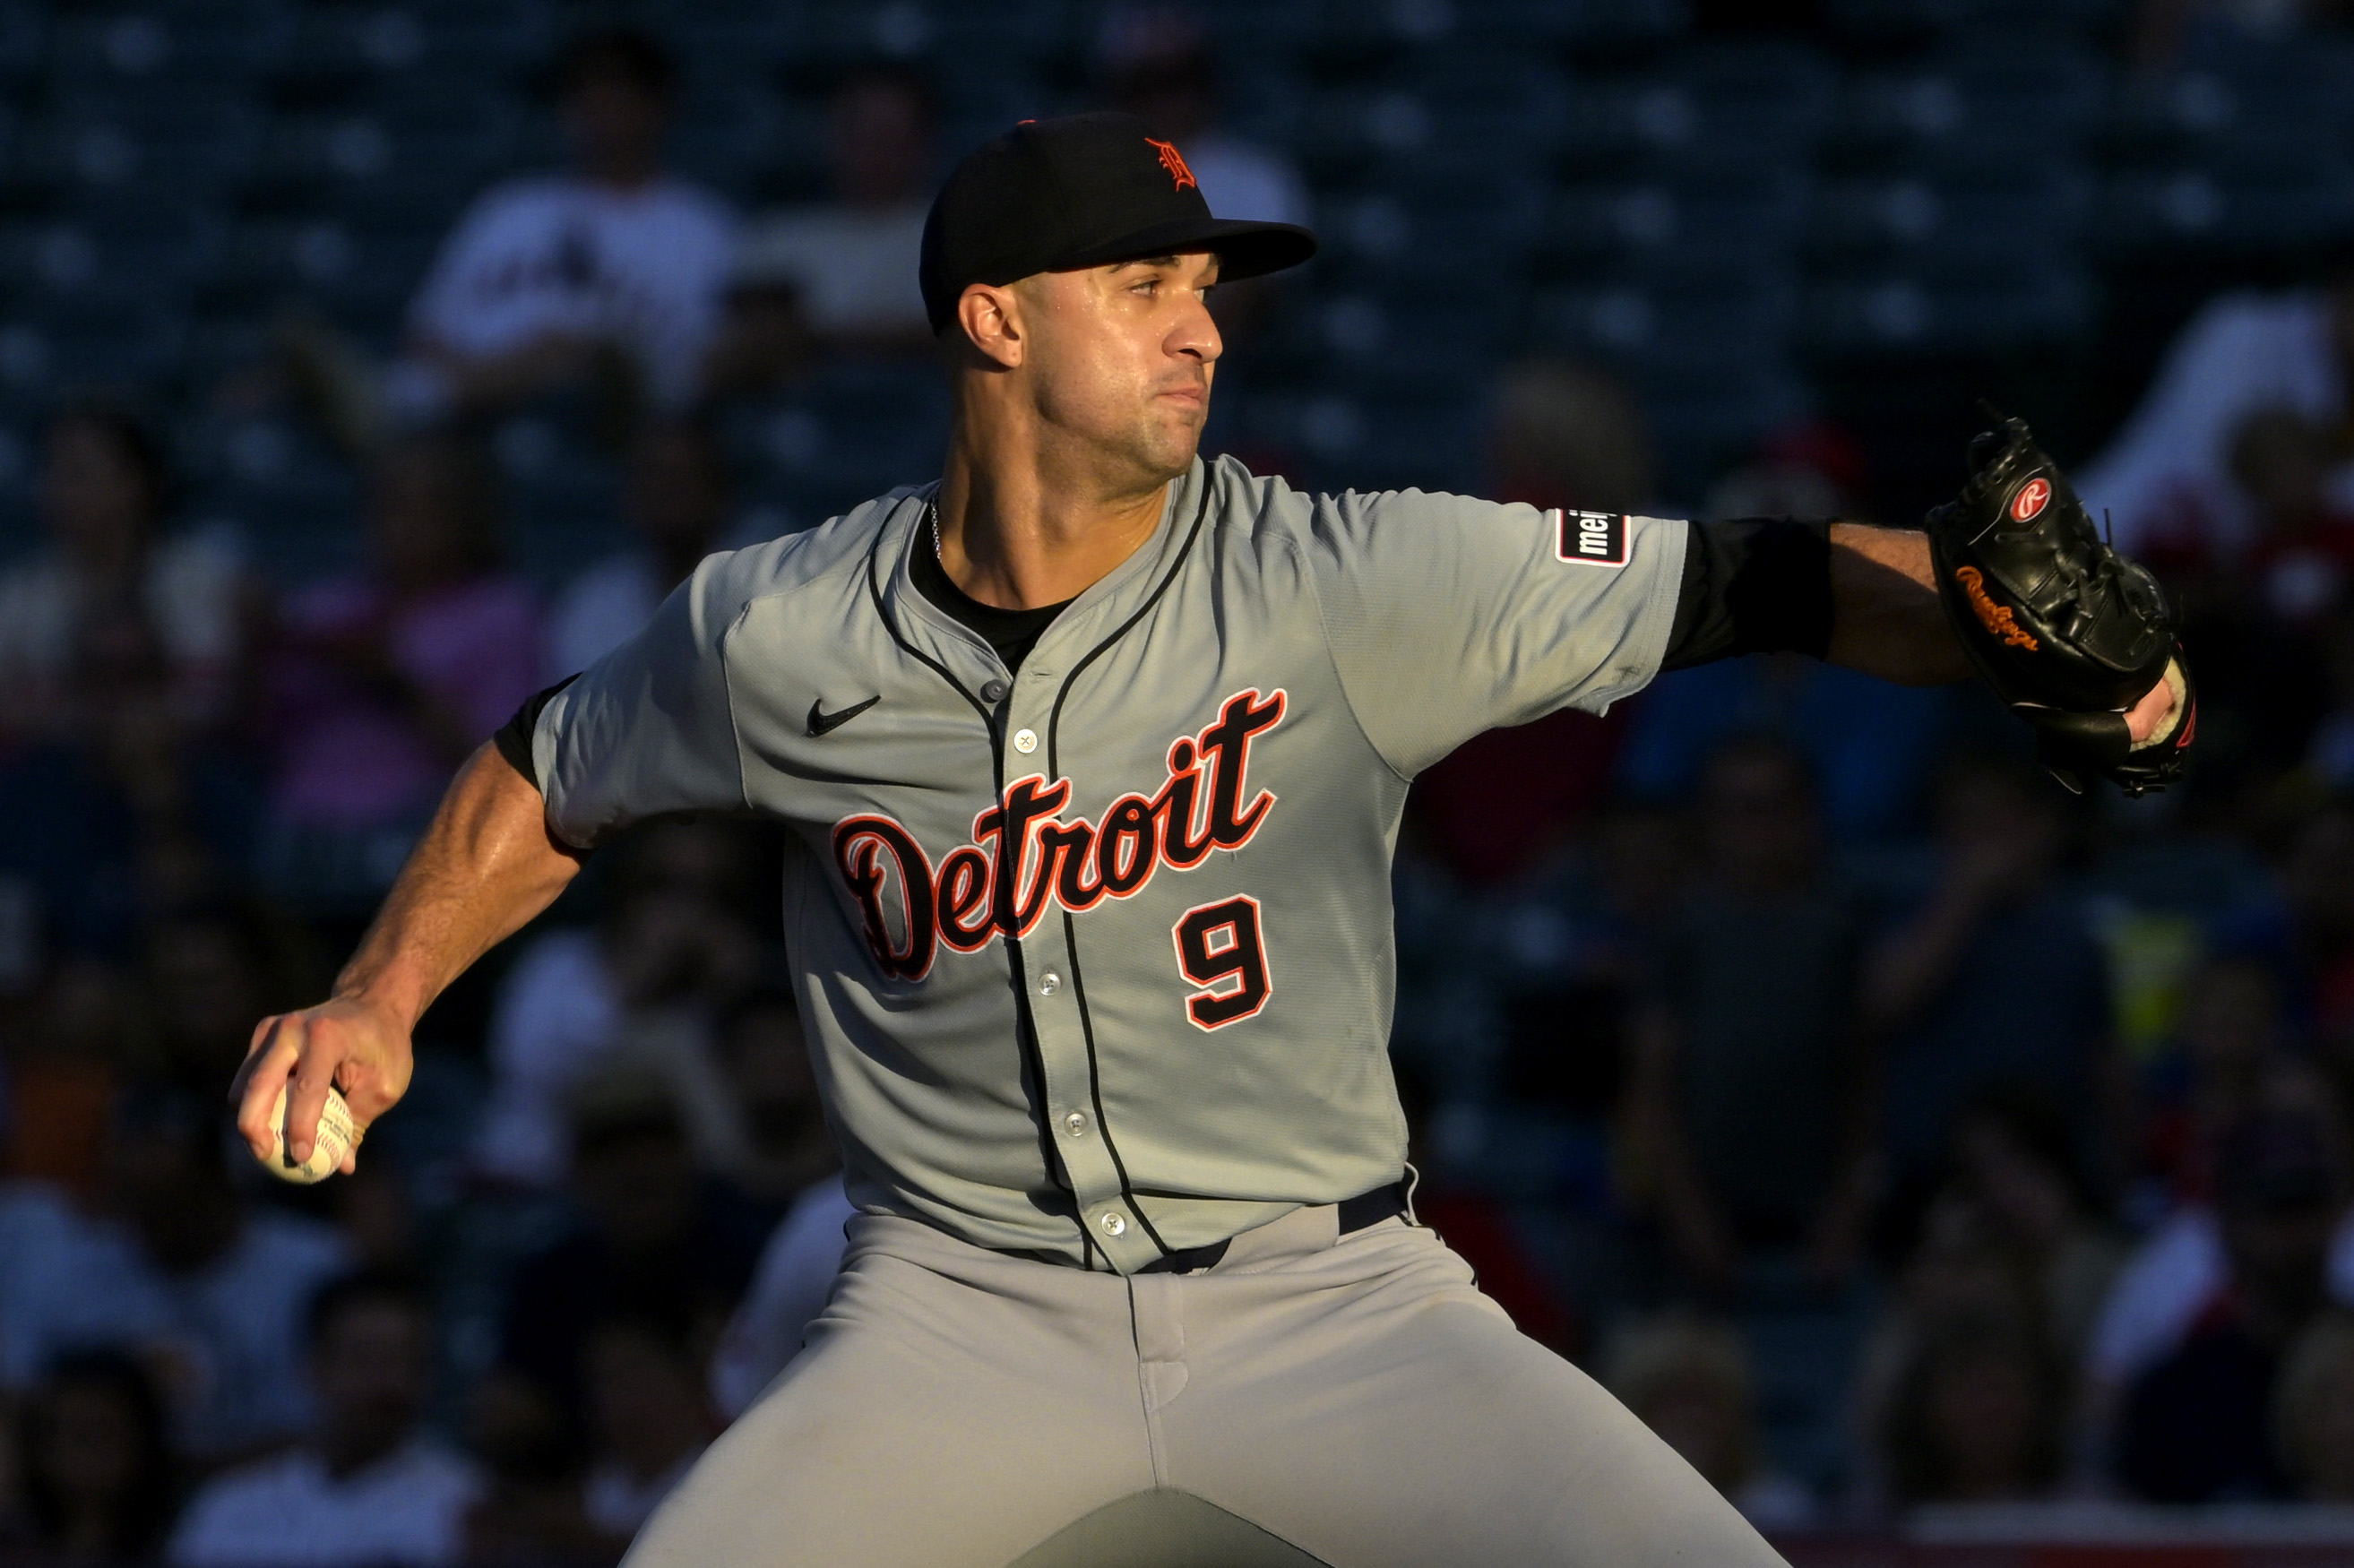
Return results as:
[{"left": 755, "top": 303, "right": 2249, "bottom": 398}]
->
[
  {"left": 491, "top": 674, "right": 578, "bottom": 792},
  {"left": 1660, "top": 516, "right": 1835, "bottom": 671}
]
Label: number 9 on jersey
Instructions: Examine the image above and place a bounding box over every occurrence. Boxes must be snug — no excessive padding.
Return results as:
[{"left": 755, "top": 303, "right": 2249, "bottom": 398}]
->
[{"left": 1172, "top": 895, "right": 1272, "bottom": 1030}]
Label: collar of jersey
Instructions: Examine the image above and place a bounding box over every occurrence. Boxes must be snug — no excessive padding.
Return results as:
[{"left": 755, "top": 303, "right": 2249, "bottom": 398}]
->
[{"left": 880, "top": 457, "right": 1207, "bottom": 671}]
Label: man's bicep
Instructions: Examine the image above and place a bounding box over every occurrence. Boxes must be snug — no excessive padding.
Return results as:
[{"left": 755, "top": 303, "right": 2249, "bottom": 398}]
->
[
  {"left": 530, "top": 575, "right": 748, "bottom": 848},
  {"left": 1310, "top": 492, "right": 1688, "bottom": 775}
]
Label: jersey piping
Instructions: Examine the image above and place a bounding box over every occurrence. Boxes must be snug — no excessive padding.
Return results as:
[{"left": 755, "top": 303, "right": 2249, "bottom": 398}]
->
[
  {"left": 861, "top": 503, "right": 1106, "bottom": 1266},
  {"left": 1039, "top": 476, "right": 1218, "bottom": 1258}
]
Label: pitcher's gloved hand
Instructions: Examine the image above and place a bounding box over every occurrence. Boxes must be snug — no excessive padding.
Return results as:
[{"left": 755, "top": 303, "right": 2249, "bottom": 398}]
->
[{"left": 1923, "top": 416, "right": 2195, "bottom": 795}]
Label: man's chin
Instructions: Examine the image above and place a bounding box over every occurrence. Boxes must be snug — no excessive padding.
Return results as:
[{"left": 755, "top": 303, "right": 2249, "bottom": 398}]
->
[{"left": 1148, "top": 404, "right": 1210, "bottom": 477}]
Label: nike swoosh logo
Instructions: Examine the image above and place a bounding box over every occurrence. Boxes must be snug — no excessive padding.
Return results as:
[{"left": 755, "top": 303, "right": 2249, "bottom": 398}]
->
[{"left": 807, "top": 695, "right": 879, "bottom": 737}]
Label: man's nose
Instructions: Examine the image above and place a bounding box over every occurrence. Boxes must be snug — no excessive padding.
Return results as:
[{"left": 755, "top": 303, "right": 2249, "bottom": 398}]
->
[{"left": 1171, "top": 293, "right": 1222, "bottom": 365}]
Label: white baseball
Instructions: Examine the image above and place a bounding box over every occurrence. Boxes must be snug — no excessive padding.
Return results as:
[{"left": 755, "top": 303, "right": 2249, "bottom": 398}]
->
[{"left": 262, "top": 1083, "right": 360, "bottom": 1185}]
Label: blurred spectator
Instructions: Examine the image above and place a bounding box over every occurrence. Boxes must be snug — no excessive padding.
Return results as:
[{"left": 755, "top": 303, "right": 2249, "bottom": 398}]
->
[
  {"left": 2233, "top": 409, "right": 2354, "bottom": 629},
  {"left": 1603, "top": 1315, "right": 1815, "bottom": 1529},
  {"left": 1700, "top": 423, "right": 1870, "bottom": 526},
  {"left": 2246, "top": 795, "right": 2354, "bottom": 1057},
  {"left": 1097, "top": 4, "right": 1309, "bottom": 228},
  {"left": 141, "top": 900, "right": 318, "bottom": 1098},
  {"left": 1879, "top": 1314, "right": 2065, "bottom": 1506},
  {"left": 547, "top": 419, "right": 733, "bottom": 681},
  {"left": 1487, "top": 359, "right": 1654, "bottom": 520},
  {"left": 1948, "top": 1095, "right": 2130, "bottom": 1372},
  {"left": 2143, "top": 406, "right": 2339, "bottom": 807},
  {"left": 461, "top": 1371, "right": 603, "bottom": 1568},
  {"left": 1389, "top": 1062, "right": 1582, "bottom": 1356},
  {"left": 17, "top": 1350, "right": 177, "bottom": 1561},
  {"left": 2089, "top": 1089, "right": 2354, "bottom": 1414},
  {"left": 0, "top": 403, "right": 242, "bottom": 745},
  {"left": 0, "top": 609, "right": 263, "bottom": 959},
  {"left": 1619, "top": 423, "right": 1950, "bottom": 841},
  {"left": 2139, "top": 956, "right": 2293, "bottom": 1205},
  {"left": 260, "top": 435, "right": 541, "bottom": 916},
  {"left": 1410, "top": 362, "right": 1654, "bottom": 884},
  {"left": 2078, "top": 266, "right": 2354, "bottom": 568},
  {"left": 495, "top": 1072, "right": 767, "bottom": 1433},
  {"left": 708, "top": 1173, "right": 853, "bottom": 1420},
  {"left": 1618, "top": 657, "right": 1952, "bottom": 845},
  {"left": 1629, "top": 738, "right": 1871, "bottom": 1297},
  {"left": 2275, "top": 1308, "right": 2354, "bottom": 1501},
  {"left": 578, "top": 1315, "right": 712, "bottom": 1541},
  {"left": 1863, "top": 754, "right": 2118, "bottom": 1202},
  {"left": 1438, "top": 799, "right": 1686, "bottom": 1274},
  {"left": 1851, "top": 1190, "right": 2048, "bottom": 1504},
  {"left": 2112, "top": 1087, "right": 2351, "bottom": 1501},
  {"left": 169, "top": 1271, "right": 479, "bottom": 1567},
  {"left": 392, "top": 30, "right": 731, "bottom": 433},
  {"left": 289, "top": 30, "right": 735, "bottom": 450},
  {"left": 1092, "top": 4, "right": 1307, "bottom": 355},
  {"left": 4, "top": 962, "right": 132, "bottom": 1198},
  {"left": 0, "top": 1087, "right": 352, "bottom": 1461},
  {"left": 612, "top": 985, "right": 829, "bottom": 1426},
  {"left": 721, "top": 66, "right": 937, "bottom": 366},
  {"left": 472, "top": 820, "right": 770, "bottom": 1190}
]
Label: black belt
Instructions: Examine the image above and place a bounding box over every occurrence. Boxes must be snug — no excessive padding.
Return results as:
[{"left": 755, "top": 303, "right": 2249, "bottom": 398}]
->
[{"left": 1134, "top": 1181, "right": 1408, "bottom": 1275}]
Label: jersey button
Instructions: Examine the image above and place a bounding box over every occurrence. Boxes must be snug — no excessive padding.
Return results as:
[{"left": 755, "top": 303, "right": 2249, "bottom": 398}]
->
[
  {"left": 1098, "top": 1210, "right": 1127, "bottom": 1237},
  {"left": 1064, "top": 1110, "right": 1090, "bottom": 1138},
  {"left": 979, "top": 679, "right": 1010, "bottom": 704},
  {"left": 1013, "top": 728, "right": 1038, "bottom": 754},
  {"left": 1039, "top": 970, "right": 1060, "bottom": 995}
]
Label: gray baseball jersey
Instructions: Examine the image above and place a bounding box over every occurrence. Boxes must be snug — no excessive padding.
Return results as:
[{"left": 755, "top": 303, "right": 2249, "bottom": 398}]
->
[{"left": 532, "top": 452, "right": 1684, "bottom": 1274}]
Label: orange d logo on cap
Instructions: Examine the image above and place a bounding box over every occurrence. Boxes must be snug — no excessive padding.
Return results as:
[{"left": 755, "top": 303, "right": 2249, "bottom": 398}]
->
[{"left": 1146, "top": 137, "right": 1197, "bottom": 194}]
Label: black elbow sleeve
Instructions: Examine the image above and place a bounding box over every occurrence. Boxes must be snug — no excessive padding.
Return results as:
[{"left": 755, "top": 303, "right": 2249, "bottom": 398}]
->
[
  {"left": 491, "top": 675, "right": 577, "bottom": 792},
  {"left": 1661, "top": 517, "right": 1834, "bottom": 671}
]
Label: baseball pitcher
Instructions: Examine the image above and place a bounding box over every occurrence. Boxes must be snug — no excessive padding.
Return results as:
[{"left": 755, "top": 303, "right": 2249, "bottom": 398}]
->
[{"left": 235, "top": 115, "right": 2188, "bottom": 1566}]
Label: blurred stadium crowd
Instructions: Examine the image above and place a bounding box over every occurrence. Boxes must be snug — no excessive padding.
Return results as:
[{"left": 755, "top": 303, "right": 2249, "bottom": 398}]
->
[{"left": 0, "top": 0, "right": 2352, "bottom": 1561}]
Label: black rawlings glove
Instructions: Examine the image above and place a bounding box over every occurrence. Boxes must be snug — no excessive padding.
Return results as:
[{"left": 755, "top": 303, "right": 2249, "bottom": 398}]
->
[{"left": 1923, "top": 416, "right": 2195, "bottom": 797}]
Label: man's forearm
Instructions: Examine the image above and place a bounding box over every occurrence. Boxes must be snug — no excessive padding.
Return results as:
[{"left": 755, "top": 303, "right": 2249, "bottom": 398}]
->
[
  {"left": 1825, "top": 523, "right": 1972, "bottom": 686},
  {"left": 335, "top": 743, "right": 586, "bottom": 1030}
]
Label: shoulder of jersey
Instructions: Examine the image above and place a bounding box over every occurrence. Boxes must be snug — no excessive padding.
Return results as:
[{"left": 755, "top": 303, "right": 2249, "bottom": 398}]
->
[
  {"left": 1203, "top": 452, "right": 1319, "bottom": 540},
  {"left": 1213, "top": 457, "right": 1522, "bottom": 547},
  {"left": 693, "top": 488, "right": 921, "bottom": 612}
]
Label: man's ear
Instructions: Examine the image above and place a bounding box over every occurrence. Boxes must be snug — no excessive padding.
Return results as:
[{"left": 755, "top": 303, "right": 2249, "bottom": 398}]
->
[{"left": 957, "top": 282, "right": 1024, "bottom": 369}]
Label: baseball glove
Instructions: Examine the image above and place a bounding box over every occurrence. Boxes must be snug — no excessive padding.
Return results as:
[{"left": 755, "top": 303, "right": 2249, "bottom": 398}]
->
[{"left": 1923, "top": 416, "right": 2194, "bottom": 796}]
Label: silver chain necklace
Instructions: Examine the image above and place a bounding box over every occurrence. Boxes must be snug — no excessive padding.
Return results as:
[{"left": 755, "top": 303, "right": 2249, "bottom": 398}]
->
[{"left": 929, "top": 498, "right": 944, "bottom": 563}]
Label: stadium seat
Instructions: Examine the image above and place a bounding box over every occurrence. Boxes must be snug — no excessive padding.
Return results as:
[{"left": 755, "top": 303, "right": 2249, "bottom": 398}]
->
[
  {"left": 401, "top": 0, "right": 554, "bottom": 74},
  {"left": 1828, "top": 0, "right": 2121, "bottom": 45},
  {"left": 1799, "top": 256, "right": 2091, "bottom": 358},
  {"left": 1465, "top": 0, "right": 1692, "bottom": 52},
  {"left": 1548, "top": 40, "right": 1832, "bottom": 178},
  {"left": 17, "top": 95, "right": 262, "bottom": 197},
  {"left": 0, "top": 3, "right": 42, "bottom": 87},
  {"left": 1535, "top": 168, "right": 1810, "bottom": 281},
  {"left": 196, "top": 413, "right": 365, "bottom": 581},
  {"left": 1830, "top": 38, "right": 2111, "bottom": 169},
  {"left": 1804, "top": 164, "right": 2088, "bottom": 271},
  {"left": 45, "top": 2, "right": 292, "bottom": 88}
]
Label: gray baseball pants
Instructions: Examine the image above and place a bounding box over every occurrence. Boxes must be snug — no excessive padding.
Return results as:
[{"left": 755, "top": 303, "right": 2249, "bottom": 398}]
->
[{"left": 626, "top": 1202, "right": 1790, "bottom": 1567}]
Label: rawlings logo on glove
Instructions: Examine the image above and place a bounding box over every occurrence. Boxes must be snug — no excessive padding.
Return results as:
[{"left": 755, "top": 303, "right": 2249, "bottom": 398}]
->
[
  {"left": 1924, "top": 416, "right": 2194, "bottom": 796},
  {"left": 1954, "top": 566, "right": 2039, "bottom": 651}
]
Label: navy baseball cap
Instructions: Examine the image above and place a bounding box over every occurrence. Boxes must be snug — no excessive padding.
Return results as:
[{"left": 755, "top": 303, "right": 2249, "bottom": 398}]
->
[{"left": 918, "top": 111, "right": 1317, "bottom": 335}]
